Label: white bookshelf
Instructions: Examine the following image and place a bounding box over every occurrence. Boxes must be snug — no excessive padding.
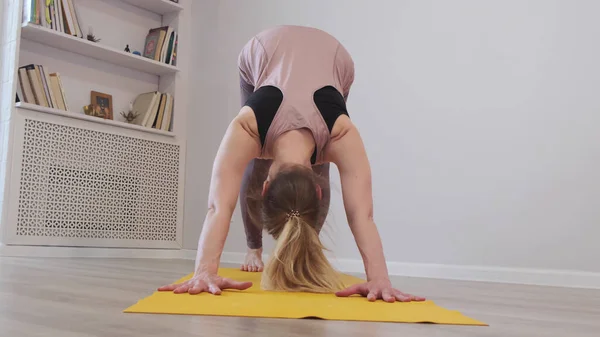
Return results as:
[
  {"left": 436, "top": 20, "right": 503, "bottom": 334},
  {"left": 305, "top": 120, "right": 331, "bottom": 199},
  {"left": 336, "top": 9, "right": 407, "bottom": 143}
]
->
[
  {"left": 120, "top": 0, "right": 183, "bottom": 15},
  {"left": 16, "top": 102, "right": 175, "bottom": 137},
  {"left": 0, "top": 0, "right": 190, "bottom": 251},
  {"left": 21, "top": 23, "right": 179, "bottom": 75}
]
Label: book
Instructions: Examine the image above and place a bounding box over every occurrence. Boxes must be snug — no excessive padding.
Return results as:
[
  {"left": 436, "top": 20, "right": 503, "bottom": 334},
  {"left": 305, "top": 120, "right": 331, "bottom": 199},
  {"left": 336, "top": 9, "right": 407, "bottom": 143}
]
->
[
  {"left": 155, "top": 28, "right": 168, "bottom": 61},
  {"left": 160, "top": 27, "right": 174, "bottom": 63},
  {"left": 68, "top": 0, "right": 83, "bottom": 38},
  {"left": 51, "top": 72, "right": 69, "bottom": 111},
  {"left": 161, "top": 93, "right": 174, "bottom": 131},
  {"left": 144, "top": 26, "right": 168, "bottom": 61},
  {"left": 163, "top": 29, "right": 174, "bottom": 63},
  {"left": 135, "top": 92, "right": 159, "bottom": 126},
  {"left": 150, "top": 93, "right": 165, "bottom": 128},
  {"left": 41, "top": 65, "right": 59, "bottom": 108},
  {"left": 18, "top": 67, "right": 35, "bottom": 104},
  {"left": 38, "top": 0, "right": 47, "bottom": 28},
  {"left": 60, "top": 0, "right": 75, "bottom": 36},
  {"left": 52, "top": 0, "right": 64, "bottom": 33},
  {"left": 23, "top": 65, "right": 43, "bottom": 106},
  {"left": 23, "top": 0, "right": 35, "bottom": 24},
  {"left": 145, "top": 93, "right": 163, "bottom": 128},
  {"left": 48, "top": 0, "right": 56, "bottom": 30},
  {"left": 155, "top": 93, "right": 168, "bottom": 129},
  {"left": 52, "top": 0, "right": 59, "bottom": 31},
  {"left": 16, "top": 78, "right": 24, "bottom": 103},
  {"left": 38, "top": 65, "right": 51, "bottom": 108},
  {"left": 55, "top": 0, "right": 61, "bottom": 31},
  {"left": 143, "top": 28, "right": 161, "bottom": 60},
  {"left": 34, "top": 65, "right": 50, "bottom": 107},
  {"left": 49, "top": 73, "right": 66, "bottom": 110},
  {"left": 171, "top": 33, "right": 178, "bottom": 66}
]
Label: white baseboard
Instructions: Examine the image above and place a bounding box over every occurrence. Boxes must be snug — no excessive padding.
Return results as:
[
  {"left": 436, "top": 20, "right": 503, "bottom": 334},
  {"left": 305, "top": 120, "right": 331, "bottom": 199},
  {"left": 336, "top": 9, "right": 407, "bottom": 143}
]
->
[
  {"left": 0, "top": 244, "right": 187, "bottom": 259},
  {"left": 3, "top": 245, "right": 599, "bottom": 289},
  {"left": 215, "top": 251, "right": 600, "bottom": 290}
]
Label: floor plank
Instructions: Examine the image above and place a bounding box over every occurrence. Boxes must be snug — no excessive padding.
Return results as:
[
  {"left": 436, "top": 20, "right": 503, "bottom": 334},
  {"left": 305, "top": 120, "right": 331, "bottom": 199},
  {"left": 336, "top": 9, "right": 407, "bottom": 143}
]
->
[{"left": 0, "top": 257, "right": 598, "bottom": 336}]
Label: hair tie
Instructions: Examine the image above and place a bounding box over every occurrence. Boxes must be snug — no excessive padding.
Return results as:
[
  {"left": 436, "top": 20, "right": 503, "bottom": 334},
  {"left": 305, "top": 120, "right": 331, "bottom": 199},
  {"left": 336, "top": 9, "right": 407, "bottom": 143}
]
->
[{"left": 286, "top": 210, "right": 300, "bottom": 219}]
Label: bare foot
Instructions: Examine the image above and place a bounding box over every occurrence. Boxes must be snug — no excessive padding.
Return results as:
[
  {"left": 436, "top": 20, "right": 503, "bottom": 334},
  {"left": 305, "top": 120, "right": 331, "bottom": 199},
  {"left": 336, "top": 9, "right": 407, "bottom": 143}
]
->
[{"left": 241, "top": 248, "right": 264, "bottom": 272}]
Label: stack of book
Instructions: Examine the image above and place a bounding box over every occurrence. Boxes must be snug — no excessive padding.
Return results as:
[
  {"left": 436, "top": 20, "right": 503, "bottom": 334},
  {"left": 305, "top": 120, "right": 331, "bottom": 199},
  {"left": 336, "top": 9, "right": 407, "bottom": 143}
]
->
[
  {"left": 143, "top": 26, "right": 178, "bottom": 66},
  {"left": 131, "top": 91, "right": 174, "bottom": 131},
  {"left": 23, "top": 0, "right": 84, "bottom": 37},
  {"left": 17, "top": 64, "right": 70, "bottom": 111}
]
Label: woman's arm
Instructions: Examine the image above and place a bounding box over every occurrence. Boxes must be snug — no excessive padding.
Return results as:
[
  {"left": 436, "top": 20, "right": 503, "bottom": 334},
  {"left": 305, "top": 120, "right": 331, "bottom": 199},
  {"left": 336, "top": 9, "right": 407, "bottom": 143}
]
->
[
  {"left": 159, "top": 109, "right": 261, "bottom": 295},
  {"left": 195, "top": 110, "right": 261, "bottom": 274},
  {"left": 325, "top": 117, "right": 424, "bottom": 302},
  {"left": 325, "top": 117, "right": 388, "bottom": 281}
]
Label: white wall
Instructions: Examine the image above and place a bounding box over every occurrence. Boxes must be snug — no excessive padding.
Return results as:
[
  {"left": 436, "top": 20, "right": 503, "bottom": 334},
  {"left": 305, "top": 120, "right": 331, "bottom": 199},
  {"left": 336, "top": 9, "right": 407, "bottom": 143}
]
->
[{"left": 186, "top": 0, "right": 600, "bottom": 274}]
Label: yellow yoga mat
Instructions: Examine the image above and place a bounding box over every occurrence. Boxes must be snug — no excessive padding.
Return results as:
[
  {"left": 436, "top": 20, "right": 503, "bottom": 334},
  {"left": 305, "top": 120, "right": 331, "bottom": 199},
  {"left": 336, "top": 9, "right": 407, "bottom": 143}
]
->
[{"left": 124, "top": 268, "right": 486, "bottom": 326}]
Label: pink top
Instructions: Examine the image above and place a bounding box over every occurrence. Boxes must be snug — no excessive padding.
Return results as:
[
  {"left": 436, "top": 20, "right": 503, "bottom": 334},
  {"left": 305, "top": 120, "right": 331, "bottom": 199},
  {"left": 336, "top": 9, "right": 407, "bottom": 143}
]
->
[{"left": 238, "top": 25, "right": 355, "bottom": 164}]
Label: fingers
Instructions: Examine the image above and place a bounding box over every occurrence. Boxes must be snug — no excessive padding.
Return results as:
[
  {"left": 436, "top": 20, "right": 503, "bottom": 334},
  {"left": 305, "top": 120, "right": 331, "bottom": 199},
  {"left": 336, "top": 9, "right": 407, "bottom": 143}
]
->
[
  {"left": 367, "top": 289, "right": 379, "bottom": 302},
  {"left": 393, "top": 290, "right": 412, "bottom": 302},
  {"left": 221, "top": 278, "right": 253, "bottom": 291},
  {"left": 188, "top": 282, "right": 206, "bottom": 295},
  {"left": 393, "top": 290, "right": 426, "bottom": 302},
  {"left": 173, "top": 283, "right": 191, "bottom": 294},
  {"left": 335, "top": 283, "right": 367, "bottom": 297},
  {"left": 207, "top": 283, "right": 222, "bottom": 295},
  {"left": 162, "top": 278, "right": 253, "bottom": 295},
  {"left": 381, "top": 289, "right": 396, "bottom": 303},
  {"left": 412, "top": 294, "right": 426, "bottom": 301},
  {"left": 157, "top": 282, "right": 182, "bottom": 291}
]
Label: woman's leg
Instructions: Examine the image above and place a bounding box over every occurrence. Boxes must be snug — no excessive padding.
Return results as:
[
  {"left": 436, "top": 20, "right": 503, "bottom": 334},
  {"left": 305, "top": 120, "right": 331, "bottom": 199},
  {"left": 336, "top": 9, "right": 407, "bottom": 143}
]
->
[
  {"left": 312, "top": 163, "right": 331, "bottom": 232},
  {"left": 240, "top": 158, "right": 272, "bottom": 271}
]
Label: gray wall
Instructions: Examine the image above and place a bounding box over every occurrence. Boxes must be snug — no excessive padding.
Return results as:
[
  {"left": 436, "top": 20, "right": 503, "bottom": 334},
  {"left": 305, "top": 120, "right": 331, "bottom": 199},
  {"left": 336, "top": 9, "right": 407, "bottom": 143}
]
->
[{"left": 185, "top": 0, "right": 600, "bottom": 273}]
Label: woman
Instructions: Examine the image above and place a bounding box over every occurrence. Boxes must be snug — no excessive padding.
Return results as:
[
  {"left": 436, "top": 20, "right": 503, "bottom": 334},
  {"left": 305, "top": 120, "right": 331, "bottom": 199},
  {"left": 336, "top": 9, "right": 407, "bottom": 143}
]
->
[{"left": 159, "top": 26, "right": 424, "bottom": 302}]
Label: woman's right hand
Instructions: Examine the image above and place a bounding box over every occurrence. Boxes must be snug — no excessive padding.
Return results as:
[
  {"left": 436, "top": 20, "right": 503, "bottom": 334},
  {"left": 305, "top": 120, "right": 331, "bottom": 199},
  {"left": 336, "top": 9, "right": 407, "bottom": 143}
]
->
[{"left": 157, "top": 272, "right": 253, "bottom": 295}]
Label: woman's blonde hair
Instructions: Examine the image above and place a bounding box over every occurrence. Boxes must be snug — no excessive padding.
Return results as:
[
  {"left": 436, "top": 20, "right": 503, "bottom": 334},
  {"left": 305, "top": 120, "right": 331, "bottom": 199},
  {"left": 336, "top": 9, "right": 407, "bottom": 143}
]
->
[{"left": 250, "top": 164, "right": 342, "bottom": 293}]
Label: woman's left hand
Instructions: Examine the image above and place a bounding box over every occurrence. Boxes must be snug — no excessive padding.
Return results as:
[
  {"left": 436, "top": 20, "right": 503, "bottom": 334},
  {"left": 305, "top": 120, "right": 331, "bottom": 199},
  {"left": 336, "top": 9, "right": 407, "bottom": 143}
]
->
[{"left": 335, "top": 279, "right": 426, "bottom": 303}]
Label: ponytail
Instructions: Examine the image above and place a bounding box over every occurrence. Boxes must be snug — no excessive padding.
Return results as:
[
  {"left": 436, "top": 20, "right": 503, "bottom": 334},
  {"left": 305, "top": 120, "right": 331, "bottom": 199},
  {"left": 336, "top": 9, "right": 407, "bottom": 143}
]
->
[{"left": 261, "top": 216, "right": 343, "bottom": 293}]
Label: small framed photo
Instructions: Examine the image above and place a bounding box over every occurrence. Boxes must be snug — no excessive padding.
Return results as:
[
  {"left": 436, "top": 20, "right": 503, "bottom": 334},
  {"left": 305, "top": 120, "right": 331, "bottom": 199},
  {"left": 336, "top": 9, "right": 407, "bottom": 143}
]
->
[{"left": 90, "top": 91, "right": 113, "bottom": 120}]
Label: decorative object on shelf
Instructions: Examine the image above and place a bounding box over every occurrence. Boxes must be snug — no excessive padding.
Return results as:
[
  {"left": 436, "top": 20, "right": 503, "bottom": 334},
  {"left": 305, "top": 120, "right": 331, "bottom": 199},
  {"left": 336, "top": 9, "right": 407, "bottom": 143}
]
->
[
  {"left": 120, "top": 102, "right": 140, "bottom": 123},
  {"left": 133, "top": 51, "right": 141, "bottom": 56},
  {"left": 124, "top": 44, "right": 131, "bottom": 52},
  {"left": 90, "top": 91, "right": 113, "bottom": 120},
  {"left": 86, "top": 26, "right": 101, "bottom": 43},
  {"left": 83, "top": 104, "right": 112, "bottom": 119}
]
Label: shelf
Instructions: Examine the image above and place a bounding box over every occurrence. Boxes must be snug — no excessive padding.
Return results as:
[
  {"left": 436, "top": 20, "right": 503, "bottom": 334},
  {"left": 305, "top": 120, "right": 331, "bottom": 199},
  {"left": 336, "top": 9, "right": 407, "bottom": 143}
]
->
[
  {"left": 16, "top": 102, "right": 175, "bottom": 137},
  {"left": 20, "top": 24, "right": 179, "bottom": 76},
  {"left": 120, "top": 0, "right": 183, "bottom": 15}
]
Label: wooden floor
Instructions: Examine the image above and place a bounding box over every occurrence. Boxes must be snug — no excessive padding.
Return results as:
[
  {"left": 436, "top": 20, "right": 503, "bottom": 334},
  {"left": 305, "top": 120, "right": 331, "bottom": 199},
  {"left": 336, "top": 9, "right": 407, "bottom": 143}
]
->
[{"left": 0, "top": 257, "right": 599, "bottom": 336}]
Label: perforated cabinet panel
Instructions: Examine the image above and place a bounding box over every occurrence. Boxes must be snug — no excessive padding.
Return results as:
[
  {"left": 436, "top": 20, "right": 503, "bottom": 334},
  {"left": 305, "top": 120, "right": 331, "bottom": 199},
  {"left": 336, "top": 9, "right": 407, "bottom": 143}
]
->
[{"left": 7, "top": 118, "right": 182, "bottom": 247}]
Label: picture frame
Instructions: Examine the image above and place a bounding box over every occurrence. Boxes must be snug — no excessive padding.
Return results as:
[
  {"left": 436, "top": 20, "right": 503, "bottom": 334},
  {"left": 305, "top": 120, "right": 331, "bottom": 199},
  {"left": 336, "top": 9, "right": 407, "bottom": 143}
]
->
[{"left": 90, "top": 91, "right": 113, "bottom": 120}]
